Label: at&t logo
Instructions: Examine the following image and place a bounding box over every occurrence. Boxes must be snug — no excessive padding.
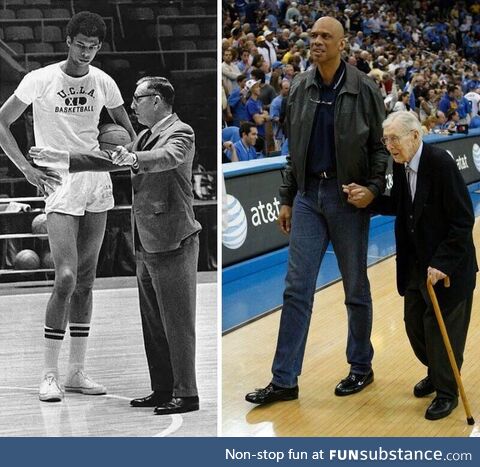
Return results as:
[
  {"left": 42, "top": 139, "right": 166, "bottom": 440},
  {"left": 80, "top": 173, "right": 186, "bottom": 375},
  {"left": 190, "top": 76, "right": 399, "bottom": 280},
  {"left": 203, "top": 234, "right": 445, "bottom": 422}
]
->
[{"left": 223, "top": 194, "right": 248, "bottom": 249}]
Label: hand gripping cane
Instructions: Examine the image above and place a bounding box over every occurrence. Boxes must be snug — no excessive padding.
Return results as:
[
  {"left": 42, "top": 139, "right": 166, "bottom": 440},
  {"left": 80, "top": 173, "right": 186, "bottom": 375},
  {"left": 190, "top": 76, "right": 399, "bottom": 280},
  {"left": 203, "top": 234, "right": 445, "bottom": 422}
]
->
[{"left": 426, "top": 276, "right": 475, "bottom": 425}]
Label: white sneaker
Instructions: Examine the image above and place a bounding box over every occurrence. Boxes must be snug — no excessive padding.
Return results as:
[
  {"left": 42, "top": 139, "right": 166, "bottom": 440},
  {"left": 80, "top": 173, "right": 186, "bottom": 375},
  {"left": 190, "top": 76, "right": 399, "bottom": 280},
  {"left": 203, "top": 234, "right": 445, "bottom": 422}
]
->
[
  {"left": 39, "top": 374, "right": 64, "bottom": 402},
  {"left": 65, "top": 369, "right": 107, "bottom": 395}
]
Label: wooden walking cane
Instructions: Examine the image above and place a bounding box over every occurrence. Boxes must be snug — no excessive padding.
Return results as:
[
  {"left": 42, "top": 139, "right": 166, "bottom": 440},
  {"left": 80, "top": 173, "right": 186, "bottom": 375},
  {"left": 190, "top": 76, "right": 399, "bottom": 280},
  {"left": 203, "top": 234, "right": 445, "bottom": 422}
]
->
[{"left": 426, "top": 276, "right": 475, "bottom": 425}]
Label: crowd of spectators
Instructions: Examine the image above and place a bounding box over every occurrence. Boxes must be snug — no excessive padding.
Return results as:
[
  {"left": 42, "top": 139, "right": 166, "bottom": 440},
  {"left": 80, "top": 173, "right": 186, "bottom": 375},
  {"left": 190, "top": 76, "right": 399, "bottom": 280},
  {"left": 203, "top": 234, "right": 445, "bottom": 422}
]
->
[{"left": 222, "top": 0, "right": 480, "bottom": 163}]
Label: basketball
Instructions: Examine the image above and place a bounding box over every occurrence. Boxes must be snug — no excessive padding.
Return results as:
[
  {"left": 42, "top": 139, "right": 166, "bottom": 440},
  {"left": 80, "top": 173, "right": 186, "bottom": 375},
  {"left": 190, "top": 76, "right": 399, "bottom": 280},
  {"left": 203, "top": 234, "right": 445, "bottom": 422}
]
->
[
  {"left": 41, "top": 250, "right": 55, "bottom": 269},
  {"left": 98, "top": 124, "right": 132, "bottom": 150},
  {"left": 14, "top": 249, "right": 40, "bottom": 270},
  {"left": 31, "top": 213, "right": 48, "bottom": 234}
]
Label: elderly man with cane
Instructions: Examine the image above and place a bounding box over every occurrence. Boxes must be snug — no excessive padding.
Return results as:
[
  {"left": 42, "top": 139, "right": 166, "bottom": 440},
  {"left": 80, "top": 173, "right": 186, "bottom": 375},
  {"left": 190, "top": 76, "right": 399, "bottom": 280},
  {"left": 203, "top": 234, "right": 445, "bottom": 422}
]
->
[{"left": 345, "top": 111, "right": 477, "bottom": 420}]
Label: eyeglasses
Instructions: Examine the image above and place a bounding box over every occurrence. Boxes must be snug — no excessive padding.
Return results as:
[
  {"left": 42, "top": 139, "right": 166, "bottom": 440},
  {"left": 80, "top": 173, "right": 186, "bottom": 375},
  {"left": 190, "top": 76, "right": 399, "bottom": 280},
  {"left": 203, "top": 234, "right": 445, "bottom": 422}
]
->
[
  {"left": 309, "top": 96, "right": 334, "bottom": 105},
  {"left": 72, "top": 41, "right": 101, "bottom": 52},
  {"left": 132, "top": 94, "right": 160, "bottom": 103},
  {"left": 381, "top": 130, "right": 415, "bottom": 146},
  {"left": 309, "top": 68, "right": 345, "bottom": 105}
]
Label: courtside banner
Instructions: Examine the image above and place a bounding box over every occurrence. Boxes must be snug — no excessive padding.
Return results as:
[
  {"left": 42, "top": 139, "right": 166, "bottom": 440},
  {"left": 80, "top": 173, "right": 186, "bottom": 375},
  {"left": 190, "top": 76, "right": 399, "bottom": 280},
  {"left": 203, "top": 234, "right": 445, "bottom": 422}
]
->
[
  {"left": 0, "top": 437, "right": 478, "bottom": 466},
  {"left": 223, "top": 168, "right": 288, "bottom": 266},
  {"left": 431, "top": 134, "right": 480, "bottom": 185}
]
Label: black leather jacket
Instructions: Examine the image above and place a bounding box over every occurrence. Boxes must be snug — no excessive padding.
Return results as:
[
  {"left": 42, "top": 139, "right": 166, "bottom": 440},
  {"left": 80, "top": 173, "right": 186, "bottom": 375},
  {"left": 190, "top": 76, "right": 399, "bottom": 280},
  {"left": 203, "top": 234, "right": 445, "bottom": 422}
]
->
[{"left": 280, "top": 62, "right": 388, "bottom": 206}]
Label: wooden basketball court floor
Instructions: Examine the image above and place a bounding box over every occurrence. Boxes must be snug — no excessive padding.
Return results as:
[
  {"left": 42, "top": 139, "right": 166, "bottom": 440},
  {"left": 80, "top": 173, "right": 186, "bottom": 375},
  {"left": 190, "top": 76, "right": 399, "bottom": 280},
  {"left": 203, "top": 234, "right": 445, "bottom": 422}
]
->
[
  {"left": 222, "top": 222, "right": 480, "bottom": 437},
  {"left": 0, "top": 274, "right": 217, "bottom": 437}
]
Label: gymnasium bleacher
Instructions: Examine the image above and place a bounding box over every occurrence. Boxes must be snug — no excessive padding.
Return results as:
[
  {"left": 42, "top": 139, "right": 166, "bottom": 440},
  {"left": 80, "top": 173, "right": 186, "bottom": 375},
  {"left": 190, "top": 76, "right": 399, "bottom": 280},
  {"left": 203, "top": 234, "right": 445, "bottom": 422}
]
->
[{"left": 0, "top": 0, "right": 217, "bottom": 281}]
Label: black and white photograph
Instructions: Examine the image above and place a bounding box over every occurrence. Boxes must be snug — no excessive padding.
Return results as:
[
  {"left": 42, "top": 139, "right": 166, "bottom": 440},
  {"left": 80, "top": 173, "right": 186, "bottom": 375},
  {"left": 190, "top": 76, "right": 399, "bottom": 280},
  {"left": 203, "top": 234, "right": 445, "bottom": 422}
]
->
[{"left": 0, "top": 0, "right": 217, "bottom": 437}]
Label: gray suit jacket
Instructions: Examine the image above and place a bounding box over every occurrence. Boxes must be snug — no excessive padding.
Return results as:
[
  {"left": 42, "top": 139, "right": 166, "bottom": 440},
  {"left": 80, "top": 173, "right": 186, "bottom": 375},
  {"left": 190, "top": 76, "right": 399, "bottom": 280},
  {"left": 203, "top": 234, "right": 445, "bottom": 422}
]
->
[{"left": 70, "top": 113, "right": 202, "bottom": 252}]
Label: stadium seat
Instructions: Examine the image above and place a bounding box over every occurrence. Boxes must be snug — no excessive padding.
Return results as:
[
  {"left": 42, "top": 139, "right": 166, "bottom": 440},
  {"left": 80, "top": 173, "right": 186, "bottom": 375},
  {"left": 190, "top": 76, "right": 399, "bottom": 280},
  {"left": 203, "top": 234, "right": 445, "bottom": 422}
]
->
[
  {"left": 199, "top": 23, "right": 216, "bottom": 38},
  {"left": 5, "top": 26, "right": 34, "bottom": 41},
  {"left": 0, "top": 10, "right": 15, "bottom": 20},
  {"left": 34, "top": 25, "right": 61, "bottom": 42},
  {"left": 25, "top": 42, "right": 54, "bottom": 53},
  {"left": 148, "top": 23, "right": 172, "bottom": 39},
  {"left": 190, "top": 57, "right": 216, "bottom": 70},
  {"left": 24, "top": 0, "right": 51, "bottom": 5},
  {"left": 174, "top": 24, "right": 200, "bottom": 38},
  {"left": 43, "top": 8, "right": 71, "bottom": 19},
  {"left": 182, "top": 6, "right": 206, "bottom": 16},
  {"left": 205, "top": 4, "right": 216, "bottom": 14},
  {"left": 16, "top": 8, "right": 43, "bottom": 19},
  {"left": 158, "top": 7, "right": 179, "bottom": 16},
  {"left": 193, "top": 0, "right": 215, "bottom": 13},
  {"left": 176, "top": 40, "right": 197, "bottom": 50},
  {"left": 0, "top": 28, "right": 3, "bottom": 41},
  {"left": 197, "top": 39, "right": 216, "bottom": 50},
  {"left": 128, "top": 7, "right": 154, "bottom": 21},
  {"left": 5, "top": 0, "right": 25, "bottom": 6},
  {"left": 5, "top": 42, "right": 25, "bottom": 54}
]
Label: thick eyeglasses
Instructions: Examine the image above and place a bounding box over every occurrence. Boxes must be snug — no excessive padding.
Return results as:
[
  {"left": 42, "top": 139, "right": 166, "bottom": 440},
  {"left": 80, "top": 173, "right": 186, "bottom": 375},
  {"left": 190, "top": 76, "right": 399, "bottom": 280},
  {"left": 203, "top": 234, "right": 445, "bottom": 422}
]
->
[
  {"left": 132, "top": 94, "right": 160, "bottom": 103},
  {"left": 381, "top": 130, "right": 414, "bottom": 146},
  {"left": 72, "top": 42, "right": 101, "bottom": 52}
]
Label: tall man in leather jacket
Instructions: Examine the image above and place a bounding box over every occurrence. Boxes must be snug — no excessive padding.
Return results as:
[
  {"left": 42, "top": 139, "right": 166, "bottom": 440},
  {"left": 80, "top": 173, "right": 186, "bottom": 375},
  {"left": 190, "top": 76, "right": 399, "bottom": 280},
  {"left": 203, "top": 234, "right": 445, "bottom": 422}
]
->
[{"left": 246, "top": 17, "right": 388, "bottom": 405}]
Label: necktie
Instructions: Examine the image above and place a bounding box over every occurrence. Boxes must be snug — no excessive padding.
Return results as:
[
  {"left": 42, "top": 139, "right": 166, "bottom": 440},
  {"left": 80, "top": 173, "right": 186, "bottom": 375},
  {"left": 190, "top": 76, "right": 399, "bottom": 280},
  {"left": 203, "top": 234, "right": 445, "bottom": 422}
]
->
[
  {"left": 138, "top": 129, "right": 152, "bottom": 150},
  {"left": 405, "top": 165, "right": 413, "bottom": 201}
]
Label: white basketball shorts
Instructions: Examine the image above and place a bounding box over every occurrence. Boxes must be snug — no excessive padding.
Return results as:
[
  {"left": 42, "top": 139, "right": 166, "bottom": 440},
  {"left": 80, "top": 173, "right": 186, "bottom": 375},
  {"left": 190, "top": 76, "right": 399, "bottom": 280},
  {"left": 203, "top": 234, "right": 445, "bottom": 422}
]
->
[{"left": 45, "top": 171, "right": 114, "bottom": 215}]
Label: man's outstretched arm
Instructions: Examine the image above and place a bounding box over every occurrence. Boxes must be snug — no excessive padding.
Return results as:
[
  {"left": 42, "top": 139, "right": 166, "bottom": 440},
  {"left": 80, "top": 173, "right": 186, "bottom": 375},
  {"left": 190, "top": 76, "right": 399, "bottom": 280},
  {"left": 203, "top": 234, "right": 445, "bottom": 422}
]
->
[{"left": 29, "top": 146, "right": 127, "bottom": 173}]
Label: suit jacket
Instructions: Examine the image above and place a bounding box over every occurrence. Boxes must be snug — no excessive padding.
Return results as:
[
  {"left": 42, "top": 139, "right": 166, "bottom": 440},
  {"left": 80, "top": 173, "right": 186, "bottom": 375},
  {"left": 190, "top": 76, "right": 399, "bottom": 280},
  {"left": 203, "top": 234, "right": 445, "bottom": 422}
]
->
[
  {"left": 70, "top": 113, "right": 202, "bottom": 252},
  {"left": 375, "top": 143, "right": 477, "bottom": 306}
]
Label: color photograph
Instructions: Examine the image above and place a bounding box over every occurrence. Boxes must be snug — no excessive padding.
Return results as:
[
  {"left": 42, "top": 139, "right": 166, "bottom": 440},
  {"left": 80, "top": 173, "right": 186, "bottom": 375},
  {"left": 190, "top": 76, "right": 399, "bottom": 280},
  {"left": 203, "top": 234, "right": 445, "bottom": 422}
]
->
[{"left": 222, "top": 0, "right": 480, "bottom": 437}]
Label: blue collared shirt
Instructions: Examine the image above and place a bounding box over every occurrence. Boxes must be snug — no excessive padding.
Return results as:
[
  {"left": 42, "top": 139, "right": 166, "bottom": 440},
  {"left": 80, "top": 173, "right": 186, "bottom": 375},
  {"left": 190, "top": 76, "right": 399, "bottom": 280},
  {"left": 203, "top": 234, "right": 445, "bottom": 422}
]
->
[
  {"left": 306, "top": 61, "right": 346, "bottom": 175},
  {"left": 225, "top": 140, "right": 261, "bottom": 162}
]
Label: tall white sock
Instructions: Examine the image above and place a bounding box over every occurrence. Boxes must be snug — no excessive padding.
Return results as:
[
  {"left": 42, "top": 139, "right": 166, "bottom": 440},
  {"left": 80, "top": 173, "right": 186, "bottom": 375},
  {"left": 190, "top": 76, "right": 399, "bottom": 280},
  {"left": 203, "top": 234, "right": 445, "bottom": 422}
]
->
[
  {"left": 43, "top": 327, "right": 65, "bottom": 377},
  {"left": 68, "top": 323, "right": 90, "bottom": 373}
]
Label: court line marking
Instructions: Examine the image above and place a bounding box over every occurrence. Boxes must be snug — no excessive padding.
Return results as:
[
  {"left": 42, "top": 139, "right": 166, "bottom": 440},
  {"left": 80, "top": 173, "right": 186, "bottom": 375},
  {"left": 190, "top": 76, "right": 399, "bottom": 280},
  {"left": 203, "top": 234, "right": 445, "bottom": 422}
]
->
[
  {"left": 0, "top": 386, "right": 183, "bottom": 437},
  {"left": 0, "top": 286, "right": 206, "bottom": 436}
]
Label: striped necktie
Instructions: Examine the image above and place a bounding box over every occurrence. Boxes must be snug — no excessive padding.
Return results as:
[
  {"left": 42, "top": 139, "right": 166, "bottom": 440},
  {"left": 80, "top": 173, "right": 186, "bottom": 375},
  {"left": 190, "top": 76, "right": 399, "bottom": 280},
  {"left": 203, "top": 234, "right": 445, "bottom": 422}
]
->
[{"left": 138, "top": 129, "right": 152, "bottom": 150}]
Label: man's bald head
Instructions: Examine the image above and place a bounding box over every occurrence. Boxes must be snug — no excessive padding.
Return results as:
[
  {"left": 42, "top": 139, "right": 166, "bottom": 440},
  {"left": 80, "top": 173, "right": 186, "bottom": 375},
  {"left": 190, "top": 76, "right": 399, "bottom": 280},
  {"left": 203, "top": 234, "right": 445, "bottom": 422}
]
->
[{"left": 313, "top": 16, "right": 345, "bottom": 40}]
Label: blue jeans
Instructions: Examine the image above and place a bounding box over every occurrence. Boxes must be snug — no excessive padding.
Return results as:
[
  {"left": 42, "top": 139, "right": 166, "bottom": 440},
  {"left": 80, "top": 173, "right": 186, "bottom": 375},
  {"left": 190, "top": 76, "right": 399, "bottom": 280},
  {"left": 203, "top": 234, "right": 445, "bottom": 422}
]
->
[{"left": 271, "top": 178, "right": 374, "bottom": 388}]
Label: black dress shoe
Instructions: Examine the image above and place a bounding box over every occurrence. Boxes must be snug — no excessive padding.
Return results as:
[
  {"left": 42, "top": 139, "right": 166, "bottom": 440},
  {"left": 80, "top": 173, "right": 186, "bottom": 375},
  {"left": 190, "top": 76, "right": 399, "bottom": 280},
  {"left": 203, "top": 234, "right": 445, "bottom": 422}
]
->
[
  {"left": 130, "top": 391, "right": 172, "bottom": 407},
  {"left": 425, "top": 397, "right": 458, "bottom": 420},
  {"left": 154, "top": 396, "right": 199, "bottom": 415},
  {"left": 413, "top": 376, "right": 435, "bottom": 398},
  {"left": 245, "top": 383, "right": 299, "bottom": 405},
  {"left": 334, "top": 370, "right": 374, "bottom": 396}
]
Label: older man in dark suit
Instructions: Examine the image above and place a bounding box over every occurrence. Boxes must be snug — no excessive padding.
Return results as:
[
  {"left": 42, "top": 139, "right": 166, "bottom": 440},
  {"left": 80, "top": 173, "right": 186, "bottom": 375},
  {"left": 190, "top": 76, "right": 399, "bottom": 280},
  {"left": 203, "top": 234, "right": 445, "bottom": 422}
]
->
[
  {"left": 345, "top": 111, "right": 477, "bottom": 421},
  {"left": 31, "top": 76, "right": 202, "bottom": 415}
]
